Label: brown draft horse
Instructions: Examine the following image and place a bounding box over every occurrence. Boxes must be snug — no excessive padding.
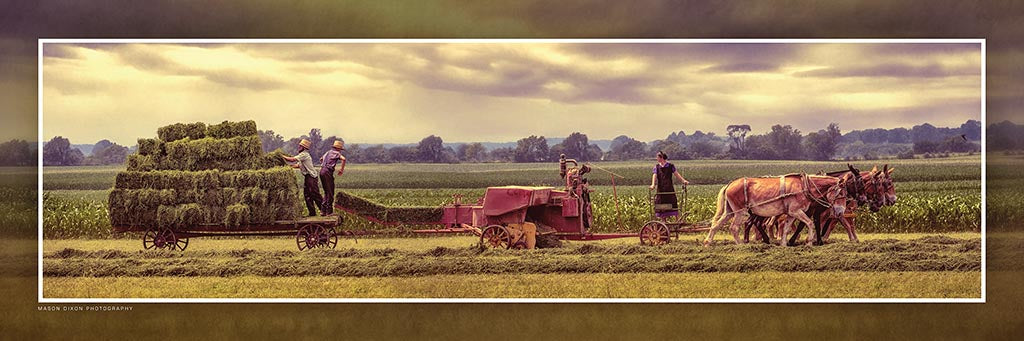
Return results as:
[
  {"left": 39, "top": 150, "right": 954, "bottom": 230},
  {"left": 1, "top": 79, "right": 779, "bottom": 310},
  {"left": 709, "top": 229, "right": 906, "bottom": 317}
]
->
[
  {"left": 703, "top": 173, "right": 851, "bottom": 246},
  {"left": 749, "top": 164, "right": 897, "bottom": 245}
]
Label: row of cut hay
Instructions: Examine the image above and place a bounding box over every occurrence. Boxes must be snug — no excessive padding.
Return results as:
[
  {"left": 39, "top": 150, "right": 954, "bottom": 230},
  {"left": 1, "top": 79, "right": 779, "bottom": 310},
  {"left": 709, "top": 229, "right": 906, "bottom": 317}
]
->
[
  {"left": 155, "top": 120, "right": 257, "bottom": 142},
  {"left": 334, "top": 191, "right": 442, "bottom": 224}
]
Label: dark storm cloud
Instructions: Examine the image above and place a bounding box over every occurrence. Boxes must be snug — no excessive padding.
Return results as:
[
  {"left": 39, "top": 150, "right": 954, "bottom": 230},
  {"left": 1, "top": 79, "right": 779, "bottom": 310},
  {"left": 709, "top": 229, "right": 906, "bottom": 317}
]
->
[
  {"left": 566, "top": 43, "right": 801, "bottom": 66},
  {"left": 702, "top": 62, "right": 779, "bottom": 73},
  {"left": 795, "top": 63, "right": 978, "bottom": 78},
  {"left": 41, "top": 44, "right": 78, "bottom": 59}
]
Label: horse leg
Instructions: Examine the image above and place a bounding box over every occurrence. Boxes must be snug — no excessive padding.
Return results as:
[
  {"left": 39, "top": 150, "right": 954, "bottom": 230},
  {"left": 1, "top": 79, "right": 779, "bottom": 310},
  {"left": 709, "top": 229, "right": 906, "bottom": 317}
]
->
[
  {"left": 703, "top": 206, "right": 733, "bottom": 247},
  {"left": 778, "top": 216, "right": 793, "bottom": 246},
  {"left": 788, "top": 210, "right": 818, "bottom": 246},
  {"left": 819, "top": 218, "right": 835, "bottom": 244},
  {"left": 728, "top": 211, "right": 749, "bottom": 245},
  {"left": 742, "top": 216, "right": 754, "bottom": 244},
  {"left": 841, "top": 216, "right": 859, "bottom": 242},
  {"left": 789, "top": 220, "right": 804, "bottom": 246},
  {"left": 787, "top": 220, "right": 804, "bottom": 246},
  {"left": 755, "top": 218, "right": 771, "bottom": 244}
]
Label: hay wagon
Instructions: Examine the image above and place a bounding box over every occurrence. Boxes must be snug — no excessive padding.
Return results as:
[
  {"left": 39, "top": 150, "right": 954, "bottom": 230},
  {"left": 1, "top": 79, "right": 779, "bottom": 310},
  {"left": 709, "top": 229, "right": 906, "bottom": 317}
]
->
[
  {"left": 336, "top": 155, "right": 712, "bottom": 249},
  {"left": 112, "top": 215, "right": 343, "bottom": 251}
]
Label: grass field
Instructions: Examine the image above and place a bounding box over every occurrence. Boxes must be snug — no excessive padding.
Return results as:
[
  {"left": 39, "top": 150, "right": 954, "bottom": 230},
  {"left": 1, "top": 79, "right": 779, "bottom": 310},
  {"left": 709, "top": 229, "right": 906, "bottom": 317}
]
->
[
  {"left": 40, "top": 234, "right": 982, "bottom": 298},
  {"left": 43, "top": 272, "right": 981, "bottom": 298}
]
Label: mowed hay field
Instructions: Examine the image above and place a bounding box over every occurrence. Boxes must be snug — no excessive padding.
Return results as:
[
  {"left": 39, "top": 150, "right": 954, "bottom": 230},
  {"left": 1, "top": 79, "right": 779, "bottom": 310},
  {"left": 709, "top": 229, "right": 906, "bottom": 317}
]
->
[
  {"left": 42, "top": 234, "right": 984, "bottom": 298},
  {"left": 37, "top": 156, "right": 996, "bottom": 299}
]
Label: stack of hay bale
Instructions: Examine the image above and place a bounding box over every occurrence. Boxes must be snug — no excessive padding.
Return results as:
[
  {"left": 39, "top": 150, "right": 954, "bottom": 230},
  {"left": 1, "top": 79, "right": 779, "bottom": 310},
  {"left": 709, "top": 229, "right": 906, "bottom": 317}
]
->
[{"left": 109, "top": 120, "right": 301, "bottom": 229}]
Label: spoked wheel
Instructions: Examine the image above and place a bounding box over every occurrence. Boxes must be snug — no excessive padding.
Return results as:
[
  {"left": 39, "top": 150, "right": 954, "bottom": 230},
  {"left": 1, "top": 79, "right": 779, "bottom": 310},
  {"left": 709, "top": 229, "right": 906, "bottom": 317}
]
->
[
  {"left": 321, "top": 226, "right": 339, "bottom": 249},
  {"left": 297, "top": 224, "right": 336, "bottom": 250},
  {"left": 296, "top": 225, "right": 313, "bottom": 251},
  {"left": 639, "top": 221, "right": 671, "bottom": 246},
  {"left": 143, "top": 227, "right": 188, "bottom": 251},
  {"left": 479, "top": 225, "right": 512, "bottom": 249}
]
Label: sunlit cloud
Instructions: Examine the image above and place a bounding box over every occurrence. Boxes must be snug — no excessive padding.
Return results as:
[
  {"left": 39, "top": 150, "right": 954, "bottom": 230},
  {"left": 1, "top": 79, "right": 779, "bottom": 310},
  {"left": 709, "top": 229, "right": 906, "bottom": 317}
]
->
[{"left": 41, "top": 42, "right": 981, "bottom": 146}]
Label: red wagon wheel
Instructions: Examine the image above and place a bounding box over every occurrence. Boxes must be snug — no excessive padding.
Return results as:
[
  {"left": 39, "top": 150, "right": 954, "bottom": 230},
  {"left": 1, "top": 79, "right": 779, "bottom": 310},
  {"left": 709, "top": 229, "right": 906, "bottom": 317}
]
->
[
  {"left": 639, "top": 221, "right": 671, "bottom": 246},
  {"left": 143, "top": 227, "right": 188, "bottom": 251},
  {"left": 296, "top": 224, "right": 313, "bottom": 251},
  {"left": 322, "top": 226, "right": 339, "bottom": 249},
  {"left": 480, "top": 225, "right": 512, "bottom": 249}
]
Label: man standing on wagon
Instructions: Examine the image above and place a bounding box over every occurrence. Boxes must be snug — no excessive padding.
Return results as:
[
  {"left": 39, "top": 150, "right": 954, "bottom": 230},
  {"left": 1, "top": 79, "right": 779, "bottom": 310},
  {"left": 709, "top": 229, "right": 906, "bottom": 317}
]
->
[
  {"left": 318, "top": 140, "right": 346, "bottom": 215},
  {"left": 281, "top": 138, "right": 326, "bottom": 217},
  {"left": 648, "top": 150, "right": 690, "bottom": 222}
]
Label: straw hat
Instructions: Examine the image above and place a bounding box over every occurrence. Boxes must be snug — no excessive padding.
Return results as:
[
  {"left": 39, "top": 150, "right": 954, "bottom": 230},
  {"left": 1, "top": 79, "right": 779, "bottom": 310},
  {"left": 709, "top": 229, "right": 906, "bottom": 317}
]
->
[
  {"left": 332, "top": 140, "right": 345, "bottom": 150},
  {"left": 299, "top": 139, "right": 311, "bottom": 149}
]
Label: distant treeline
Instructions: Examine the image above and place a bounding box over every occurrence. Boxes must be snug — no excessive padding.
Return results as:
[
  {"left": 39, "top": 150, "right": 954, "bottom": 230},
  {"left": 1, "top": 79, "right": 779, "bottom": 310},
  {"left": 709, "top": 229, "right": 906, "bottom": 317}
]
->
[{"left": 27, "top": 119, "right": 1006, "bottom": 167}]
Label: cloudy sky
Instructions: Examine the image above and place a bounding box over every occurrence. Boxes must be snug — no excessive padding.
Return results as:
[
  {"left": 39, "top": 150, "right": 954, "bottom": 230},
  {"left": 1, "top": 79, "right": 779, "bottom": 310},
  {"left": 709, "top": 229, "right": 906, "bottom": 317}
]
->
[{"left": 41, "top": 42, "right": 981, "bottom": 146}]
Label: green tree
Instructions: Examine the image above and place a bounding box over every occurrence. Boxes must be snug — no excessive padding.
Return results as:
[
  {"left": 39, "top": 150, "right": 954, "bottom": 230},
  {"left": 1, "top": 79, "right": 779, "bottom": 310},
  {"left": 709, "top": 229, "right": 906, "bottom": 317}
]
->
[
  {"left": 0, "top": 139, "right": 34, "bottom": 166},
  {"left": 43, "top": 136, "right": 84, "bottom": 166},
  {"left": 258, "top": 130, "right": 285, "bottom": 153},
  {"left": 765, "top": 124, "right": 803, "bottom": 159},
  {"left": 91, "top": 142, "right": 128, "bottom": 165},
  {"left": 804, "top": 123, "right": 842, "bottom": 161},
  {"left": 689, "top": 140, "right": 722, "bottom": 158},
  {"left": 610, "top": 136, "right": 647, "bottom": 160},
  {"left": 457, "top": 143, "right": 488, "bottom": 162},
  {"left": 726, "top": 124, "right": 751, "bottom": 151},
  {"left": 490, "top": 147, "right": 515, "bottom": 162},
  {"left": 649, "top": 140, "right": 689, "bottom": 160},
  {"left": 417, "top": 135, "right": 445, "bottom": 163},
  {"left": 560, "top": 132, "right": 594, "bottom": 161},
  {"left": 514, "top": 135, "right": 549, "bottom": 162}
]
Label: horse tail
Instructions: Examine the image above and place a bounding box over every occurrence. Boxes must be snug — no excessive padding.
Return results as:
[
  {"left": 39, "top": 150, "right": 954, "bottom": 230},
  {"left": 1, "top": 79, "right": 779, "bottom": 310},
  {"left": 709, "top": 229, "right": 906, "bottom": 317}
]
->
[{"left": 710, "top": 184, "right": 729, "bottom": 225}]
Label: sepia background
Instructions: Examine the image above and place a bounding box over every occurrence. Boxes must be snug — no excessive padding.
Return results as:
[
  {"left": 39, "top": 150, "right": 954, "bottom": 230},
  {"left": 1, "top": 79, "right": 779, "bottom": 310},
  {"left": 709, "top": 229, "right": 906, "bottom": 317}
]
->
[{"left": 2, "top": 0, "right": 1022, "bottom": 339}]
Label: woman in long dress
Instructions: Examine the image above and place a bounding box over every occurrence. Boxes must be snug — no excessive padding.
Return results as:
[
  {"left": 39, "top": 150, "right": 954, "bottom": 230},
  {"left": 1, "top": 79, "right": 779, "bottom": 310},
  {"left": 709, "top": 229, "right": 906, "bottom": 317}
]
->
[{"left": 649, "top": 151, "right": 689, "bottom": 221}]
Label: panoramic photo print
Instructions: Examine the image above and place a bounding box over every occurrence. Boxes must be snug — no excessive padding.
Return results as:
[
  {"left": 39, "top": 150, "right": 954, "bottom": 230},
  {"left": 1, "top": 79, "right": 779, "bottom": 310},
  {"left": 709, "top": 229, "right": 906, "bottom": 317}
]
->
[{"left": 39, "top": 41, "right": 983, "bottom": 300}]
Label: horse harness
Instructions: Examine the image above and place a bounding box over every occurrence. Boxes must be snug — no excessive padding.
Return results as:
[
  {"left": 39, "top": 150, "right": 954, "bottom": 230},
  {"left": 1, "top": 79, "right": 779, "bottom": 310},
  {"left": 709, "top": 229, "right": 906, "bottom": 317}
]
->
[{"left": 742, "top": 173, "right": 836, "bottom": 213}]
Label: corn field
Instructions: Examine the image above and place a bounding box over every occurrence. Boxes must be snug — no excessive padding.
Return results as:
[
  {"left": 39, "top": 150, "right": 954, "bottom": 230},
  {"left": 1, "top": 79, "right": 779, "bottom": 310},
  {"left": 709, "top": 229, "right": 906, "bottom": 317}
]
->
[{"left": 32, "top": 155, "right": 1004, "bottom": 238}]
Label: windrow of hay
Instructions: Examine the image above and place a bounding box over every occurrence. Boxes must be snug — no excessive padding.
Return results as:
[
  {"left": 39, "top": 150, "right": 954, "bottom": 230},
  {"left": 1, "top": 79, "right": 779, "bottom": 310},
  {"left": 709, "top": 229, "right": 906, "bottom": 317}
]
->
[{"left": 109, "top": 120, "right": 301, "bottom": 229}]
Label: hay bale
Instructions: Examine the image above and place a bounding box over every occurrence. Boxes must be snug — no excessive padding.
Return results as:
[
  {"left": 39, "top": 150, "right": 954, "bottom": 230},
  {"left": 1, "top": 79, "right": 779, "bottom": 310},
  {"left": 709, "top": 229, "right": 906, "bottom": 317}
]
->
[
  {"left": 111, "top": 121, "right": 303, "bottom": 229},
  {"left": 176, "top": 203, "right": 204, "bottom": 227},
  {"left": 194, "top": 170, "right": 221, "bottom": 189},
  {"left": 126, "top": 155, "right": 158, "bottom": 172},
  {"left": 207, "top": 120, "right": 257, "bottom": 139},
  {"left": 137, "top": 138, "right": 164, "bottom": 156},
  {"left": 225, "top": 204, "right": 251, "bottom": 227},
  {"left": 251, "top": 149, "right": 289, "bottom": 169},
  {"left": 157, "top": 205, "right": 178, "bottom": 228},
  {"left": 240, "top": 187, "right": 268, "bottom": 207},
  {"left": 163, "top": 136, "right": 262, "bottom": 171},
  {"left": 157, "top": 122, "right": 207, "bottom": 142}
]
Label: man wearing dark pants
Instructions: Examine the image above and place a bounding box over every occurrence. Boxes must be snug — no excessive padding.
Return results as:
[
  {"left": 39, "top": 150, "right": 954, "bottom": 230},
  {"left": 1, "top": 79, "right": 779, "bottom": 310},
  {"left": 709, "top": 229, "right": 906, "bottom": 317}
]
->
[
  {"left": 318, "top": 140, "right": 346, "bottom": 215},
  {"left": 281, "top": 138, "right": 325, "bottom": 216}
]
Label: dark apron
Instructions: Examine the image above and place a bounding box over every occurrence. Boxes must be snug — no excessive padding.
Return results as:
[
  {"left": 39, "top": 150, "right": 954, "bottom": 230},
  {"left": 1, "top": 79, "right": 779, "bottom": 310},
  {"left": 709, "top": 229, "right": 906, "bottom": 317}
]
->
[{"left": 655, "top": 164, "right": 678, "bottom": 213}]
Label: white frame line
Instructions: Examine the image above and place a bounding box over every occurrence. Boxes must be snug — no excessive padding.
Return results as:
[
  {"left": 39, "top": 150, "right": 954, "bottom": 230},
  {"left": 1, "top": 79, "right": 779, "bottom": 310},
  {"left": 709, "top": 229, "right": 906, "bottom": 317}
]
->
[{"left": 36, "top": 38, "right": 987, "bottom": 304}]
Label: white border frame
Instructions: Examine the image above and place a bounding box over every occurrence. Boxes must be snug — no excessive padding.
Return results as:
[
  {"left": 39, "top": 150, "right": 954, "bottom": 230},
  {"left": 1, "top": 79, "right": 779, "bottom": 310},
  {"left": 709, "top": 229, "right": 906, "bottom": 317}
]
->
[{"left": 37, "top": 38, "right": 987, "bottom": 304}]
